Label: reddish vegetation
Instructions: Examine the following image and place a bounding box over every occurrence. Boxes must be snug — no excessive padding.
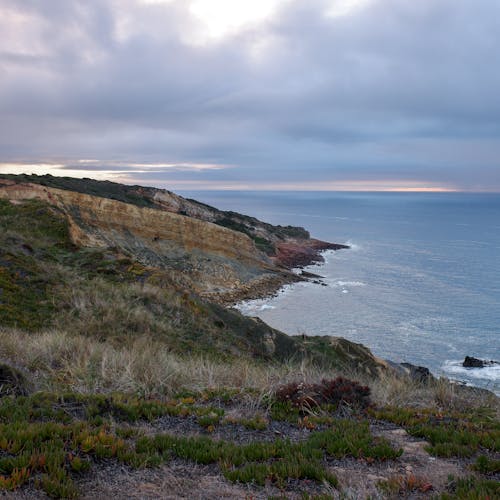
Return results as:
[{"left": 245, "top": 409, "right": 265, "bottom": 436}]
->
[
  {"left": 275, "top": 377, "right": 371, "bottom": 411},
  {"left": 274, "top": 239, "right": 349, "bottom": 268}
]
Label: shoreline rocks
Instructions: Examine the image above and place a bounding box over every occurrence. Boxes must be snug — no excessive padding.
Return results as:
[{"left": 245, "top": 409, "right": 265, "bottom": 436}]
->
[
  {"left": 463, "top": 356, "right": 499, "bottom": 368},
  {"left": 274, "top": 238, "right": 349, "bottom": 268},
  {"left": 400, "top": 362, "right": 434, "bottom": 382}
]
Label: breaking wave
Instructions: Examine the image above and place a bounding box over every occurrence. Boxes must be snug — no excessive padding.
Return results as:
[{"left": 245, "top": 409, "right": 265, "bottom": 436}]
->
[
  {"left": 331, "top": 280, "right": 366, "bottom": 287},
  {"left": 442, "top": 360, "right": 500, "bottom": 394},
  {"left": 345, "top": 240, "right": 362, "bottom": 251},
  {"left": 234, "top": 301, "right": 276, "bottom": 314}
]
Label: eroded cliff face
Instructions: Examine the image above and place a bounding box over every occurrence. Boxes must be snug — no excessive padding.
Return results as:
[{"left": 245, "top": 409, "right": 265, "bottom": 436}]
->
[
  {"left": 0, "top": 180, "right": 280, "bottom": 296},
  {"left": 0, "top": 174, "right": 349, "bottom": 269}
]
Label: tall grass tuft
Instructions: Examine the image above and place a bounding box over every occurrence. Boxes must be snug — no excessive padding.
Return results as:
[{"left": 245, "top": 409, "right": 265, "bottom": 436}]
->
[{"left": 1, "top": 328, "right": 497, "bottom": 414}]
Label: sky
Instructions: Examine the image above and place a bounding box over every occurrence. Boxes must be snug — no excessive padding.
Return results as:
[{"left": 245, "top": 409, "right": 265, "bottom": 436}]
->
[{"left": 0, "top": 0, "right": 499, "bottom": 192}]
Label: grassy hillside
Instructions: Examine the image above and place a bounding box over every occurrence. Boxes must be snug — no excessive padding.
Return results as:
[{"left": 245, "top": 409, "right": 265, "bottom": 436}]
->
[
  {"left": 0, "top": 173, "right": 158, "bottom": 208},
  {"left": 0, "top": 198, "right": 281, "bottom": 356},
  {"left": 0, "top": 198, "right": 378, "bottom": 368}
]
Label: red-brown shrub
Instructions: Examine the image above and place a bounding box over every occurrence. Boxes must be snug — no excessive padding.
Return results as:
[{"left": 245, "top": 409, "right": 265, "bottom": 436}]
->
[{"left": 275, "top": 377, "right": 371, "bottom": 411}]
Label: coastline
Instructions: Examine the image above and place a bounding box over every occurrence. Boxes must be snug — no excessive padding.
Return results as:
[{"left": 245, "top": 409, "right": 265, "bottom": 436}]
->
[
  {"left": 216, "top": 242, "right": 348, "bottom": 306},
  {"left": 230, "top": 247, "right": 500, "bottom": 397},
  {"left": 211, "top": 271, "right": 303, "bottom": 306},
  {"left": 273, "top": 238, "right": 350, "bottom": 268}
]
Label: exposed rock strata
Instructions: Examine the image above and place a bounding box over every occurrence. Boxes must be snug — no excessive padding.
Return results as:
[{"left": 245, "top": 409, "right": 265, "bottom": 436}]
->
[
  {"left": 0, "top": 176, "right": 348, "bottom": 301},
  {"left": 0, "top": 181, "right": 273, "bottom": 296},
  {"left": 275, "top": 239, "right": 349, "bottom": 268},
  {"left": 0, "top": 174, "right": 348, "bottom": 270}
]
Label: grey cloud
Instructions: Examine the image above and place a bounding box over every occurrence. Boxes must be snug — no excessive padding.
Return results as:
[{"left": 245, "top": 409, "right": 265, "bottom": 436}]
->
[{"left": 0, "top": 0, "right": 499, "bottom": 190}]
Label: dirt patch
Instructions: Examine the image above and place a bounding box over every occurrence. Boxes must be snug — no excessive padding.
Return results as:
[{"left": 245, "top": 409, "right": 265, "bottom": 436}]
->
[
  {"left": 149, "top": 413, "right": 315, "bottom": 444},
  {"left": 328, "top": 423, "right": 467, "bottom": 498},
  {"left": 78, "top": 461, "right": 252, "bottom": 500},
  {"left": 75, "top": 460, "right": 333, "bottom": 500}
]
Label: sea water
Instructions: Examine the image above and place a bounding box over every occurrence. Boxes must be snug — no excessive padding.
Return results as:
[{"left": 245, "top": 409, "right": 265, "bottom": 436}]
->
[{"left": 179, "top": 191, "right": 500, "bottom": 393}]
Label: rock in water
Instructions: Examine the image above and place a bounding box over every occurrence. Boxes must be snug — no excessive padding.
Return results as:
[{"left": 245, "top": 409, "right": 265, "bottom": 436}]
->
[
  {"left": 463, "top": 356, "right": 485, "bottom": 367},
  {"left": 463, "top": 356, "right": 498, "bottom": 368}
]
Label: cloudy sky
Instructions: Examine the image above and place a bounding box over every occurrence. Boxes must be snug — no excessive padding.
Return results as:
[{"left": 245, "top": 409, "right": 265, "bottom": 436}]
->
[{"left": 1, "top": 0, "right": 499, "bottom": 191}]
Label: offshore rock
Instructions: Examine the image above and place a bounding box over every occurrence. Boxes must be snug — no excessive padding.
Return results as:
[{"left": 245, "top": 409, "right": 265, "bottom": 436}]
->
[{"left": 463, "top": 356, "right": 498, "bottom": 368}]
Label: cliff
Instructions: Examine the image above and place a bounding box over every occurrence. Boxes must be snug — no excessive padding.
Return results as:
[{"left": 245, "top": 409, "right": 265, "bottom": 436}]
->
[
  {"left": 0, "top": 174, "right": 348, "bottom": 301},
  {"left": 0, "top": 174, "right": 348, "bottom": 265},
  {"left": 0, "top": 179, "right": 274, "bottom": 298}
]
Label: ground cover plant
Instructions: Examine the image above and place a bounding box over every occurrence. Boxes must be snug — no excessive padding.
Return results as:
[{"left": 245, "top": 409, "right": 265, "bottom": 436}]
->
[
  {"left": 472, "top": 454, "right": 500, "bottom": 474},
  {"left": 1, "top": 376, "right": 497, "bottom": 498},
  {"left": 0, "top": 389, "right": 405, "bottom": 498},
  {"left": 370, "top": 406, "right": 500, "bottom": 497},
  {"left": 440, "top": 475, "right": 500, "bottom": 499},
  {"left": 370, "top": 406, "right": 500, "bottom": 458},
  {"left": 377, "top": 473, "right": 433, "bottom": 495}
]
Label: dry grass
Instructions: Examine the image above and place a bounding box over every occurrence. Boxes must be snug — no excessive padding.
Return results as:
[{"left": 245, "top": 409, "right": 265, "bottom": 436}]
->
[
  {"left": 364, "top": 370, "right": 498, "bottom": 413},
  {"left": 52, "top": 276, "right": 184, "bottom": 340},
  {"left": 0, "top": 327, "right": 300, "bottom": 398},
  {"left": 1, "top": 327, "right": 497, "bottom": 414}
]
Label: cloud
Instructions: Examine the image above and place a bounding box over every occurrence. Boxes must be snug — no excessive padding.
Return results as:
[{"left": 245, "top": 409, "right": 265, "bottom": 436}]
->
[{"left": 0, "top": 0, "right": 499, "bottom": 190}]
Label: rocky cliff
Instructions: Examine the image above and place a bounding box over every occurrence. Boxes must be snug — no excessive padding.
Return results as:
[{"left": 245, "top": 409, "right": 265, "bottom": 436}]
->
[
  {"left": 0, "top": 174, "right": 348, "bottom": 301},
  {"left": 0, "top": 174, "right": 348, "bottom": 264}
]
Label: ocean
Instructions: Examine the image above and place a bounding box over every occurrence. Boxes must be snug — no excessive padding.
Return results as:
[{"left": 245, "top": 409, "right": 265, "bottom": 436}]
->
[{"left": 180, "top": 191, "right": 500, "bottom": 393}]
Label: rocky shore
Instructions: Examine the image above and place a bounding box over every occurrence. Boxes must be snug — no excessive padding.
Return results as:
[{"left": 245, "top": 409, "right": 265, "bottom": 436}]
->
[
  {"left": 208, "top": 270, "right": 303, "bottom": 305},
  {"left": 274, "top": 238, "right": 349, "bottom": 268},
  {"left": 213, "top": 241, "right": 349, "bottom": 305}
]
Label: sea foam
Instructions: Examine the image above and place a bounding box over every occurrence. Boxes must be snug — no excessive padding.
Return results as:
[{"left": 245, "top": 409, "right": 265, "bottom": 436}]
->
[
  {"left": 345, "top": 240, "right": 362, "bottom": 252},
  {"left": 442, "top": 360, "right": 500, "bottom": 381},
  {"left": 332, "top": 280, "right": 366, "bottom": 287}
]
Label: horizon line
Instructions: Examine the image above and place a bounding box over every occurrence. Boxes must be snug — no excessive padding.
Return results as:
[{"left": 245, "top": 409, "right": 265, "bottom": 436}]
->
[{"left": 1, "top": 167, "right": 499, "bottom": 193}]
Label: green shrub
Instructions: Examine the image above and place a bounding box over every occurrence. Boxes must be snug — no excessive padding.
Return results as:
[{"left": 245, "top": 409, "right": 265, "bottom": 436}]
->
[
  {"left": 441, "top": 475, "right": 500, "bottom": 499},
  {"left": 472, "top": 455, "right": 500, "bottom": 474}
]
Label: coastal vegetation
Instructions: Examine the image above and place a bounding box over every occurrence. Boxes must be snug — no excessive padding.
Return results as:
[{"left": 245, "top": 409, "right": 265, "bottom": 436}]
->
[
  {"left": 0, "top": 364, "right": 497, "bottom": 498},
  {"left": 0, "top": 177, "right": 498, "bottom": 498}
]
